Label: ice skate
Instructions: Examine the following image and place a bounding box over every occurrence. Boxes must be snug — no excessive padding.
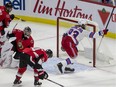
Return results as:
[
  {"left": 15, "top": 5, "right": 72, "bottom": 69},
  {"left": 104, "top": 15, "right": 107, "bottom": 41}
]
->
[
  {"left": 64, "top": 67, "right": 75, "bottom": 73},
  {"left": 55, "top": 62, "right": 64, "bottom": 74},
  {"left": 34, "top": 79, "right": 42, "bottom": 87},
  {"left": 13, "top": 79, "right": 22, "bottom": 87}
]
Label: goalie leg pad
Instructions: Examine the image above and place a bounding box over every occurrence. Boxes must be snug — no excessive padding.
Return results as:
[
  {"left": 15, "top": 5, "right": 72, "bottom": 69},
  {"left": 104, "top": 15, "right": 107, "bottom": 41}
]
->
[{"left": 1, "top": 51, "right": 14, "bottom": 68}]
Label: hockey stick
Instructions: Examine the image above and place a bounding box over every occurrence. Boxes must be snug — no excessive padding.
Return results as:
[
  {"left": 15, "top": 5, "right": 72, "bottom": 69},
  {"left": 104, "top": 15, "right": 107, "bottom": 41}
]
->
[
  {"left": 46, "top": 79, "right": 64, "bottom": 87},
  {"left": 13, "top": 22, "right": 19, "bottom": 29},
  {"left": 97, "top": 6, "right": 115, "bottom": 50},
  {"left": 14, "top": 17, "right": 26, "bottom": 22},
  {"left": 11, "top": 18, "right": 22, "bottom": 31},
  {"left": 13, "top": 16, "right": 27, "bottom": 29}
]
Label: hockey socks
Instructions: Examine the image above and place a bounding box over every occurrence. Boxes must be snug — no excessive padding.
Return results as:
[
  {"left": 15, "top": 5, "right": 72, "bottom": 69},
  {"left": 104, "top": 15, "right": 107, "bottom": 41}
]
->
[{"left": 13, "top": 67, "right": 27, "bottom": 85}]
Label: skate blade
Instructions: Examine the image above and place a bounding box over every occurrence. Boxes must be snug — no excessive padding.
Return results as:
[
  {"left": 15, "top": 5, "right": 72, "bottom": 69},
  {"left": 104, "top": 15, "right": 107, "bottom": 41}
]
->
[
  {"left": 13, "top": 84, "right": 23, "bottom": 87},
  {"left": 34, "top": 85, "right": 41, "bottom": 87}
]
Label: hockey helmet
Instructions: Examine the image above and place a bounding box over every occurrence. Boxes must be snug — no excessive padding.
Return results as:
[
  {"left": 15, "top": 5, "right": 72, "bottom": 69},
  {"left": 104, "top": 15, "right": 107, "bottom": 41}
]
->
[
  {"left": 78, "top": 19, "right": 87, "bottom": 29},
  {"left": 78, "top": 19, "right": 87, "bottom": 25},
  {"left": 46, "top": 49, "right": 53, "bottom": 58},
  {"left": 23, "top": 26, "right": 32, "bottom": 38},
  {"left": 5, "top": 1, "right": 13, "bottom": 13}
]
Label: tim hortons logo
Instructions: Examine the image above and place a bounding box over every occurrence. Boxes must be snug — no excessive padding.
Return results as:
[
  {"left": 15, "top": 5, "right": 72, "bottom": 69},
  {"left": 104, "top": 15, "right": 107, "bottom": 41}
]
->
[
  {"left": 98, "top": 8, "right": 110, "bottom": 25},
  {"left": 33, "top": 0, "right": 92, "bottom": 20}
]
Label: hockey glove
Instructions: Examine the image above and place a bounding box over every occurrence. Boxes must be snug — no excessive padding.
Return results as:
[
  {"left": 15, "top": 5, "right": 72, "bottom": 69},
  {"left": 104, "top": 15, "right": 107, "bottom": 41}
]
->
[
  {"left": 61, "top": 46, "right": 65, "bottom": 52},
  {"left": 38, "top": 70, "right": 48, "bottom": 80},
  {"left": 103, "top": 29, "right": 109, "bottom": 35},
  {"left": 10, "top": 14, "right": 15, "bottom": 20},
  {"left": 99, "top": 29, "right": 109, "bottom": 36},
  {"left": 0, "top": 30, "right": 5, "bottom": 36}
]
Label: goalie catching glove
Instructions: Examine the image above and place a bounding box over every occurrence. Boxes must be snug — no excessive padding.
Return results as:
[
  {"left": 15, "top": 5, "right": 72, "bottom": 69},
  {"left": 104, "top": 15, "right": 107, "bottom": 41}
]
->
[
  {"left": 38, "top": 70, "right": 48, "bottom": 80},
  {"left": 99, "top": 29, "right": 109, "bottom": 36}
]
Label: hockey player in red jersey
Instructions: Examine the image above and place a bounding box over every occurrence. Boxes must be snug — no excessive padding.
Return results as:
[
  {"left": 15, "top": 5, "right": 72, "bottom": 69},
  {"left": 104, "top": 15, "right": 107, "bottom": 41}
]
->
[
  {"left": 9, "top": 26, "right": 34, "bottom": 52},
  {"left": 55, "top": 20, "right": 109, "bottom": 74},
  {"left": 0, "top": 1, "right": 14, "bottom": 57},
  {"left": 13, "top": 47, "right": 53, "bottom": 86},
  {"left": 0, "top": 1, "right": 14, "bottom": 36},
  {"left": 0, "top": 26, "right": 34, "bottom": 68}
]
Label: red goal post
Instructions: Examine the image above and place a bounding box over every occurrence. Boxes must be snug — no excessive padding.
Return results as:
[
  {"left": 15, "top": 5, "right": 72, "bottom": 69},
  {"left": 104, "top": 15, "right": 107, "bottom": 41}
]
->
[{"left": 56, "top": 17, "right": 97, "bottom": 67}]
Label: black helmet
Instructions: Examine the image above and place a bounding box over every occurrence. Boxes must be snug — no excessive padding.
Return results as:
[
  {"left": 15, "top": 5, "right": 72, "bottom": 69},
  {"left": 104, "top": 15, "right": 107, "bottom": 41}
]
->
[
  {"left": 5, "top": 1, "right": 13, "bottom": 13},
  {"left": 46, "top": 49, "right": 53, "bottom": 58},
  {"left": 5, "top": 1, "right": 13, "bottom": 8}
]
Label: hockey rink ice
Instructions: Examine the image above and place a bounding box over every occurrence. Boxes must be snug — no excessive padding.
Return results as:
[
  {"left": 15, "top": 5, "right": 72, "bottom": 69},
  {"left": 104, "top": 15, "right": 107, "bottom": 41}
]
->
[{"left": 0, "top": 20, "right": 116, "bottom": 87}]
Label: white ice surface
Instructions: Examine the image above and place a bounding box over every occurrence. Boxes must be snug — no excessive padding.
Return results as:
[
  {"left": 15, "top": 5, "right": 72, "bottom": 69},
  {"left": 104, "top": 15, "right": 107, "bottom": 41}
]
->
[{"left": 0, "top": 20, "right": 116, "bottom": 87}]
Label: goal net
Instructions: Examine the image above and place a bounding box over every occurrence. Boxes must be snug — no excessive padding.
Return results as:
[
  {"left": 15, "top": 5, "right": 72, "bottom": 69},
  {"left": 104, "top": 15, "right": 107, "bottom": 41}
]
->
[{"left": 56, "top": 17, "right": 115, "bottom": 67}]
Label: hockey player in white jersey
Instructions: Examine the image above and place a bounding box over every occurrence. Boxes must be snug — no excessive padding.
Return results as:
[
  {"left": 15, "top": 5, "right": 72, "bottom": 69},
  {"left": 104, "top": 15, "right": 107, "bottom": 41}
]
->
[{"left": 55, "top": 19, "right": 109, "bottom": 74}]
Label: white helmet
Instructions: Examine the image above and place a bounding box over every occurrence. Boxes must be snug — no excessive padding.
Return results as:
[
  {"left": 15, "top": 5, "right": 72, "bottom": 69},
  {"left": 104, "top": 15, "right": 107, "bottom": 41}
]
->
[{"left": 78, "top": 19, "right": 88, "bottom": 25}]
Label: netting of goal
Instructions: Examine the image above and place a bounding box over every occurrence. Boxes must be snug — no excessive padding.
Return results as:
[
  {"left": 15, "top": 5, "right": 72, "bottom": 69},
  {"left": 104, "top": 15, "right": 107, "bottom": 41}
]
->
[{"left": 56, "top": 17, "right": 115, "bottom": 67}]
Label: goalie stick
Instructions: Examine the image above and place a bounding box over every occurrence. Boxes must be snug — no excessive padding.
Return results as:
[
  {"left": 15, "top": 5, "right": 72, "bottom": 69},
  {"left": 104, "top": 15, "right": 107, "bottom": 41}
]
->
[{"left": 46, "top": 79, "right": 64, "bottom": 87}]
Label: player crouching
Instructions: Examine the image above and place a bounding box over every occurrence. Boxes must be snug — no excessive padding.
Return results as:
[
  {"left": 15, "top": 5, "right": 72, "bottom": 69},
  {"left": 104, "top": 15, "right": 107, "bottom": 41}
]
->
[{"left": 13, "top": 47, "right": 53, "bottom": 86}]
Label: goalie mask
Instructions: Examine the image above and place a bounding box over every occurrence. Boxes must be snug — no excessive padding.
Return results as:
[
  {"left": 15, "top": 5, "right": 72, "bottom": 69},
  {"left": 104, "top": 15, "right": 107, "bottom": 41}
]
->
[
  {"left": 5, "top": 1, "right": 13, "bottom": 13},
  {"left": 46, "top": 49, "right": 53, "bottom": 58},
  {"left": 23, "top": 26, "right": 32, "bottom": 38}
]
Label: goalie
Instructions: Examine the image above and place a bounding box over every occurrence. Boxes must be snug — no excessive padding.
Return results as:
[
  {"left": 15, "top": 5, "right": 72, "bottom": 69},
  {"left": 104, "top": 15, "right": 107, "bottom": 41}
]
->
[{"left": 55, "top": 19, "right": 108, "bottom": 74}]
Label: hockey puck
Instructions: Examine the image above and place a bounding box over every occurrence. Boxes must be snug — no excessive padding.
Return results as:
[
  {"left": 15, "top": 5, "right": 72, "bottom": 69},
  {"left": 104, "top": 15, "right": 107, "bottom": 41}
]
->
[{"left": 89, "top": 61, "right": 92, "bottom": 63}]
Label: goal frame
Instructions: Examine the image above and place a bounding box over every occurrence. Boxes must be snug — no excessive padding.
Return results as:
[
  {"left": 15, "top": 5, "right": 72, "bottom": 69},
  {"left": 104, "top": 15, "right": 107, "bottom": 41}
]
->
[{"left": 56, "top": 17, "right": 96, "bottom": 67}]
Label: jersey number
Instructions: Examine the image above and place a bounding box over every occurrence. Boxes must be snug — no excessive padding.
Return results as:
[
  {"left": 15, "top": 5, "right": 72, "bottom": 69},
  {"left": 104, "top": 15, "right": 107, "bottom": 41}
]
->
[{"left": 68, "top": 29, "right": 79, "bottom": 38}]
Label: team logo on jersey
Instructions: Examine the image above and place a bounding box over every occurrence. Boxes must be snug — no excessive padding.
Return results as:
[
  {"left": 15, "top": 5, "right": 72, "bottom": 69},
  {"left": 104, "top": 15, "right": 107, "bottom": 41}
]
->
[{"left": 98, "top": 8, "right": 110, "bottom": 25}]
